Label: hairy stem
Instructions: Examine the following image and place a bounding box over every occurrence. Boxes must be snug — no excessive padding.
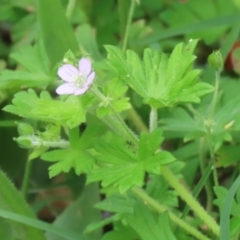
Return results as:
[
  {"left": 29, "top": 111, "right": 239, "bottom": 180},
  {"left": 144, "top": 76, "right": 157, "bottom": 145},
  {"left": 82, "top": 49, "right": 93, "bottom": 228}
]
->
[
  {"left": 21, "top": 155, "right": 32, "bottom": 198},
  {"left": 91, "top": 87, "right": 139, "bottom": 145},
  {"left": 149, "top": 106, "right": 158, "bottom": 132},
  {"left": 206, "top": 70, "right": 221, "bottom": 187},
  {"left": 132, "top": 187, "right": 212, "bottom": 240},
  {"left": 199, "top": 138, "right": 213, "bottom": 212},
  {"left": 161, "top": 166, "right": 219, "bottom": 235},
  {"left": 92, "top": 85, "right": 219, "bottom": 235}
]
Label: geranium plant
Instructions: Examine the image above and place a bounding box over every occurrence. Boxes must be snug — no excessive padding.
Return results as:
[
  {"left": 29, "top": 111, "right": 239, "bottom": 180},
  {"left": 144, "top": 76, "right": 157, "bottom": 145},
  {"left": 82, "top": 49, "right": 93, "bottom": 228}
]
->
[{"left": 0, "top": 1, "right": 240, "bottom": 240}]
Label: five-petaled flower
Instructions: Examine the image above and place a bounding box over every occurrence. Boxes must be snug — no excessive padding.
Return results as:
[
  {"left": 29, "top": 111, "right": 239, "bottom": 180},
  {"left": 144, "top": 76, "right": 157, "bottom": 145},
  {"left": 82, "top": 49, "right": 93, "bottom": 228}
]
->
[{"left": 56, "top": 58, "right": 95, "bottom": 95}]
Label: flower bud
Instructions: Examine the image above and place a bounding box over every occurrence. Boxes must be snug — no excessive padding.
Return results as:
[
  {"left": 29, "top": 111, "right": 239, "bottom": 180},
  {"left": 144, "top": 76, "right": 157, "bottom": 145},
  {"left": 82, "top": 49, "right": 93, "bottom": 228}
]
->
[
  {"left": 17, "top": 123, "right": 34, "bottom": 136},
  {"left": 208, "top": 50, "right": 223, "bottom": 72}
]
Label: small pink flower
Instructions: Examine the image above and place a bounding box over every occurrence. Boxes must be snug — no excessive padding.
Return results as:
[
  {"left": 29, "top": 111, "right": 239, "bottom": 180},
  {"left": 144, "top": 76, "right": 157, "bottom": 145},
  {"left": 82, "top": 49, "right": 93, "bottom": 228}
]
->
[{"left": 56, "top": 58, "right": 95, "bottom": 95}]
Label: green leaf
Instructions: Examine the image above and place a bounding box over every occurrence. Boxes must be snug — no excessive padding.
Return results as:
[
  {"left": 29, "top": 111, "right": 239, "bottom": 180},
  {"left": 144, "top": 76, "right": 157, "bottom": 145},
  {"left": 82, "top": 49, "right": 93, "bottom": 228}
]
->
[
  {"left": 29, "top": 147, "right": 48, "bottom": 161},
  {"left": 0, "top": 70, "right": 51, "bottom": 89},
  {"left": 214, "top": 186, "right": 240, "bottom": 218},
  {"left": 95, "top": 194, "right": 134, "bottom": 214},
  {"left": 212, "top": 94, "right": 240, "bottom": 148},
  {"left": 135, "top": 14, "right": 238, "bottom": 46},
  {"left": 146, "top": 174, "right": 178, "bottom": 208},
  {"left": 117, "top": 0, "right": 131, "bottom": 38},
  {"left": 37, "top": 0, "right": 79, "bottom": 65},
  {"left": 106, "top": 40, "right": 213, "bottom": 108},
  {"left": 230, "top": 216, "right": 240, "bottom": 238},
  {"left": 0, "top": 38, "right": 51, "bottom": 91},
  {"left": 217, "top": 145, "right": 240, "bottom": 167},
  {"left": 97, "top": 79, "right": 131, "bottom": 118},
  {"left": 41, "top": 149, "right": 93, "bottom": 178},
  {"left": 220, "top": 18, "right": 240, "bottom": 61},
  {"left": 138, "top": 128, "right": 164, "bottom": 160},
  {"left": 0, "top": 169, "right": 46, "bottom": 240},
  {"left": 0, "top": 210, "right": 85, "bottom": 240},
  {"left": 75, "top": 24, "right": 102, "bottom": 61},
  {"left": 88, "top": 133, "right": 175, "bottom": 193},
  {"left": 160, "top": 0, "right": 236, "bottom": 45},
  {"left": 161, "top": 107, "right": 205, "bottom": 139},
  {"left": 41, "top": 125, "right": 100, "bottom": 177},
  {"left": 102, "top": 221, "right": 138, "bottom": 240},
  {"left": 3, "top": 89, "right": 90, "bottom": 128},
  {"left": 10, "top": 41, "right": 49, "bottom": 74},
  {"left": 126, "top": 200, "right": 176, "bottom": 240},
  {"left": 219, "top": 175, "right": 240, "bottom": 240}
]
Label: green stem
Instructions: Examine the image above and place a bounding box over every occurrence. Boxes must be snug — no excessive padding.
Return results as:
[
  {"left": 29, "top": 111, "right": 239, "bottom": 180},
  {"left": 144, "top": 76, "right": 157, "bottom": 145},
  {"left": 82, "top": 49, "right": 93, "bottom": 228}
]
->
[
  {"left": 149, "top": 102, "right": 218, "bottom": 234},
  {"left": 91, "top": 87, "right": 139, "bottom": 145},
  {"left": 31, "top": 139, "right": 70, "bottom": 148},
  {"left": 199, "top": 138, "right": 213, "bottom": 212},
  {"left": 122, "top": 0, "right": 135, "bottom": 52},
  {"left": 127, "top": 108, "right": 149, "bottom": 133},
  {"left": 149, "top": 106, "right": 158, "bottom": 132},
  {"left": 66, "top": 0, "right": 76, "bottom": 19},
  {"left": 92, "top": 86, "right": 219, "bottom": 235},
  {"left": 132, "top": 187, "right": 212, "bottom": 240},
  {"left": 205, "top": 70, "right": 221, "bottom": 187},
  {"left": 160, "top": 166, "right": 219, "bottom": 235},
  {"left": 206, "top": 126, "right": 219, "bottom": 187},
  {"left": 208, "top": 71, "right": 220, "bottom": 120},
  {"left": 21, "top": 156, "right": 32, "bottom": 198},
  {"left": 186, "top": 104, "right": 205, "bottom": 122}
]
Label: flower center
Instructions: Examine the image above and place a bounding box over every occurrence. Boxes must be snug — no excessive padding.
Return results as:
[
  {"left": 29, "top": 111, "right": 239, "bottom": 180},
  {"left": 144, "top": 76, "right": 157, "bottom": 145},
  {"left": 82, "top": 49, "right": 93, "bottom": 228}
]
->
[{"left": 73, "top": 73, "right": 87, "bottom": 87}]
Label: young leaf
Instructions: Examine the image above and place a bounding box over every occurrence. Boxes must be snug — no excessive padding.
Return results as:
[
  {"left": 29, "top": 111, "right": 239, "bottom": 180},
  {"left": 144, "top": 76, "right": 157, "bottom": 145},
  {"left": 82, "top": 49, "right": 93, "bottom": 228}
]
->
[
  {"left": 97, "top": 78, "right": 131, "bottom": 118},
  {"left": 106, "top": 40, "right": 214, "bottom": 108}
]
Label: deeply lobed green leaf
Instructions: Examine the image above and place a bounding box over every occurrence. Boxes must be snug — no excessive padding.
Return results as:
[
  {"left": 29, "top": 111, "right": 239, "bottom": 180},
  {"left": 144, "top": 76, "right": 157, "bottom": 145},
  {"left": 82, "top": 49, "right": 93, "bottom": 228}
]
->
[
  {"left": 3, "top": 89, "right": 92, "bottom": 128},
  {"left": 106, "top": 40, "right": 214, "bottom": 108}
]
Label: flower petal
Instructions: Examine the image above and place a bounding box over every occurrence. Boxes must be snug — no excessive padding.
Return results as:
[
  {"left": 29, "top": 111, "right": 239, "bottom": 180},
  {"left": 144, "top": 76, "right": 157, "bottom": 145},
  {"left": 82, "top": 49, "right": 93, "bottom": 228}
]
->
[
  {"left": 85, "top": 71, "right": 95, "bottom": 86},
  {"left": 74, "top": 86, "right": 89, "bottom": 95},
  {"left": 58, "top": 64, "right": 78, "bottom": 82},
  {"left": 56, "top": 83, "right": 78, "bottom": 95},
  {"left": 78, "top": 58, "right": 92, "bottom": 77}
]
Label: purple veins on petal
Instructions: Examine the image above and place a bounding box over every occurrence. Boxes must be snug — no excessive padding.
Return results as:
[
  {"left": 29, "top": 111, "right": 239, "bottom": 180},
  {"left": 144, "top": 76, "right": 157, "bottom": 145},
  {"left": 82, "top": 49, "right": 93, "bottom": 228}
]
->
[
  {"left": 58, "top": 64, "right": 79, "bottom": 82},
  {"left": 78, "top": 58, "right": 92, "bottom": 77}
]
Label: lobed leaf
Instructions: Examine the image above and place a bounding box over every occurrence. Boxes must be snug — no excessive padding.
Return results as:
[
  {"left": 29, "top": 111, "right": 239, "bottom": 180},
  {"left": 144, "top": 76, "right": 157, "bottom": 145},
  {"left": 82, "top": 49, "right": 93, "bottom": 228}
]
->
[
  {"left": 88, "top": 130, "right": 175, "bottom": 193},
  {"left": 106, "top": 40, "right": 213, "bottom": 108},
  {"left": 3, "top": 89, "right": 90, "bottom": 128}
]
